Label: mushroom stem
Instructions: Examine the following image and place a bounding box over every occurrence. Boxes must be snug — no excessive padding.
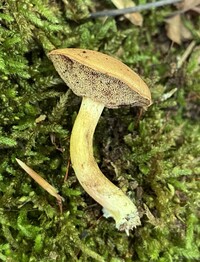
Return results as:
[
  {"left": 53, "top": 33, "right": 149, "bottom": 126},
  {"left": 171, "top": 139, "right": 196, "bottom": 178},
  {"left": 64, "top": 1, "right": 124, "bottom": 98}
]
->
[{"left": 70, "top": 96, "right": 141, "bottom": 234}]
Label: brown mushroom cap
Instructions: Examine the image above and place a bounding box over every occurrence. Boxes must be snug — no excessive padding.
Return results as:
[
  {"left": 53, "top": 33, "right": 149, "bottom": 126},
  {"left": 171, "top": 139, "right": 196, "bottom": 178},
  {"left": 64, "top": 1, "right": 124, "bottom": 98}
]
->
[{"left": 48, "top": 48, "right": 152, "bottom": 108}]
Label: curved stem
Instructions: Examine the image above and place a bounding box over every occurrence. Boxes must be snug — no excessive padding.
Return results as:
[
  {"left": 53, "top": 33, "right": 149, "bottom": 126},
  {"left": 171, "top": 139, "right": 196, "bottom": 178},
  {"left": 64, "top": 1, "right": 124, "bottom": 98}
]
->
[{"left": 70, "top": 97, "right": 141, "bottom": 234}]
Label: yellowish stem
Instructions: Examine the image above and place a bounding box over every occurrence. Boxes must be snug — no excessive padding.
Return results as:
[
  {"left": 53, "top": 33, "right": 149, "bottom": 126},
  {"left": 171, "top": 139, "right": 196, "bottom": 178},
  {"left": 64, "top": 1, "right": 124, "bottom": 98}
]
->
[{"left": 70, "top": 97, "right": 141, "bottom": 235}]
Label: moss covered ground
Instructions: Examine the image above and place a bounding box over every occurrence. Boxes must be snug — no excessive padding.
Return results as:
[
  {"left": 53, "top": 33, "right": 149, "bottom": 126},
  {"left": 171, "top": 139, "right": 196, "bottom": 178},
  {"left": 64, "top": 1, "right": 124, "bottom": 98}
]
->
[{"left": 0, "top": 1, "right": 199, "bottom": 261}]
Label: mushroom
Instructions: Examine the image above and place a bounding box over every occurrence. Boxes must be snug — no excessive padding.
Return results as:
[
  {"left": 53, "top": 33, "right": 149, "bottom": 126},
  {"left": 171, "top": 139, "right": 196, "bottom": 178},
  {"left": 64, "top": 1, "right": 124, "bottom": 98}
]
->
[{"left": 48, "top": 48, "right": 151, "bottom": 235}]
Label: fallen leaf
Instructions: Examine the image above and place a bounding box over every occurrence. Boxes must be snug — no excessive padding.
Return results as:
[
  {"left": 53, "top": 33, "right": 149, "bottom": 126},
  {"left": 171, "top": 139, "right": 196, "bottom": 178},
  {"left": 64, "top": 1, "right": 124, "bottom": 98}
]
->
[
  {"left": 165, "top": 15, "right": 192, "bottom": 44},
  {"left": 182, "top": 0, "right": 200, "bottom": 10},
  {"left": 111, "top": 0, "right": 143, "bottom": 26},
  {"left": 175, "top": 0, "right": 200, "bottom": 13}
]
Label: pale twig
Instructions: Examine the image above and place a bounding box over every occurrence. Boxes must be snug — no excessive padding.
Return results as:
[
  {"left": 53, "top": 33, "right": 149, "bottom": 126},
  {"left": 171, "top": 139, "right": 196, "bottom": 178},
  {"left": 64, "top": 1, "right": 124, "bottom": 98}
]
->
[
  {"left": 90, "top": 0, "right": 182, "bottom": 18},
  {"left": 16, "top": 158, "right": 64, "bottom": 212},
  {"left": 177, "top": 40, "right": 196, "bottom": 69},
  {"left": 64, "top": 158, "right": 70, "bottom": 182}
]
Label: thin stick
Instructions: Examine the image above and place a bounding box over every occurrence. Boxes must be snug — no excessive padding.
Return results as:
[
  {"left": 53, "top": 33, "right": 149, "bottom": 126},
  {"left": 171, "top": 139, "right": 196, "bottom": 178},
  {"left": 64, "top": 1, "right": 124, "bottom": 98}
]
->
[
  {"left": 90, "top": 0, "right": 182, "bottom": 18},
  {"left": 16, "top": 158, "right": 64, "bottom": 204},
  {"left": 177, "top": 41, "right": 196, "bottom": 69},
  {"left": 64, "top": 158, "right": 70, "bottom": 182}
]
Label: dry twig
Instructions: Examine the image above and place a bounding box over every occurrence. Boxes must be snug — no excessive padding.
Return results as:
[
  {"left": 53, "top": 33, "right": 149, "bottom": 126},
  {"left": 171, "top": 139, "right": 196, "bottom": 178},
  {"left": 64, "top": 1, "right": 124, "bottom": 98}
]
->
[
  {"left": 16, "top": 158, "right": 64, "bottom": 212},
  {"left": 90, "top": 0, "right": 182, "bottom": 18}
]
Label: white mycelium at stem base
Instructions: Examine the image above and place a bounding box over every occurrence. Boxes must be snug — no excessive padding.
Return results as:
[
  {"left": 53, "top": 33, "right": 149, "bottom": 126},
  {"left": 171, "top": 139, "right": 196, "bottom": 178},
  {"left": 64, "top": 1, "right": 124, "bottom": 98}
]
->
[{"left": 70, "top": 96, "right": 141, "bottom": 235}]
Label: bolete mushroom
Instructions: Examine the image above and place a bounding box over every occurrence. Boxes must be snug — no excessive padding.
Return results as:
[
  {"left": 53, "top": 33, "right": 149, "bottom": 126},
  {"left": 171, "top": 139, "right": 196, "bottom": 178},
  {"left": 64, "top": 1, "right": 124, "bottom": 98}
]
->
[{"left": 48, "top": 48, "right": 151, "bottom": 235}]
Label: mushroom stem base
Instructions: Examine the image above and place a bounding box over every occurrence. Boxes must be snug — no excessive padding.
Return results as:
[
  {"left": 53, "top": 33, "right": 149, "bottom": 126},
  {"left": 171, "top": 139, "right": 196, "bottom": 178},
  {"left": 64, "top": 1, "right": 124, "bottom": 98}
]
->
[{"left": 70, "top": 96, "right": 141, "bottom": 234}]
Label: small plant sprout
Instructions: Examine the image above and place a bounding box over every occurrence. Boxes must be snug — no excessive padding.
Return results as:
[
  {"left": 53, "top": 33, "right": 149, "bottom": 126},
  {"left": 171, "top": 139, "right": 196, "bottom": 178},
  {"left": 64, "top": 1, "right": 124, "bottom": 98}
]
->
[{"left": 48, "top": 48, "right": 152, "bottom": 235}]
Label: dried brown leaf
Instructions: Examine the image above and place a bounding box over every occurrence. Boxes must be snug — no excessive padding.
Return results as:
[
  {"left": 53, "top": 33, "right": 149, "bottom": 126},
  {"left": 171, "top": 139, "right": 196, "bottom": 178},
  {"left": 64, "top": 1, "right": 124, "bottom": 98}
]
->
[
  {"left": 165, "top": 15, "right": 192, "bottom": 44},
  {"left": 182, "top": 0, "right": 200, "bottom": 10},
  {"left": 111, "top": 0, "right": 143, "bottom": 26},
  {"left": 176, "top": 0, "right": 200, "bottom": 13}
]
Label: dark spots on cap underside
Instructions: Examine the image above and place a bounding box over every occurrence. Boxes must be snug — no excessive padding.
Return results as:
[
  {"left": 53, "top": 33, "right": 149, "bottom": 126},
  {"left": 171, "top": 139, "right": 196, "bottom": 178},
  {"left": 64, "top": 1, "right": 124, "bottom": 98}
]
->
[
  {"left": 103, "top": 89, "right": 112, "bottom": 96},
  {"left": 50, "top": 55, "right": 150, "bottom": 108},
  {"left": 61, "top": 56, "right": 74, "bottom": 69},
  {"left": 64, "top": 56, "right": 73, "bottom": 63},
  {"left": 90, "top": 71, "right": 99, "bottom": 78}
]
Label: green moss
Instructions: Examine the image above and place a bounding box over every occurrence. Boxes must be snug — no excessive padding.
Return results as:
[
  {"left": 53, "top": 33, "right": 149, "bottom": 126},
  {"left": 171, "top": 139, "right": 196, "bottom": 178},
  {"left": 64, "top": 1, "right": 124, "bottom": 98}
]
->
[{"left": 0, "top": 0, "right": 199, "bottom": 261}]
